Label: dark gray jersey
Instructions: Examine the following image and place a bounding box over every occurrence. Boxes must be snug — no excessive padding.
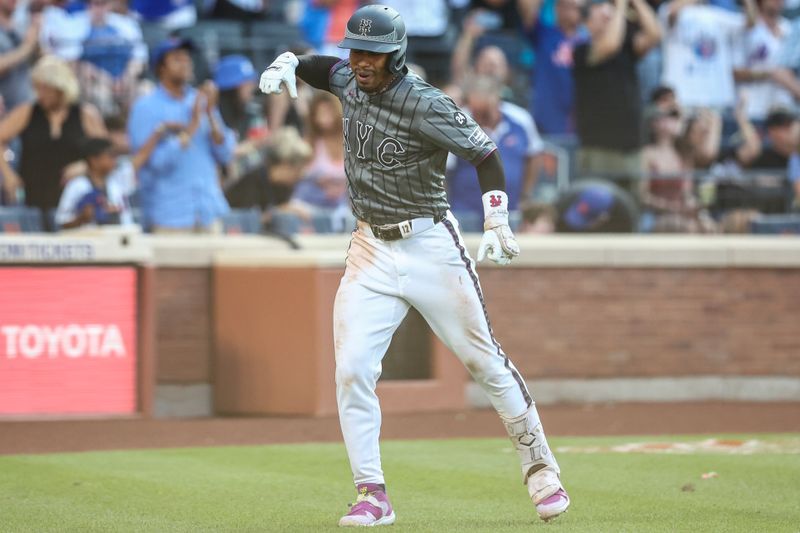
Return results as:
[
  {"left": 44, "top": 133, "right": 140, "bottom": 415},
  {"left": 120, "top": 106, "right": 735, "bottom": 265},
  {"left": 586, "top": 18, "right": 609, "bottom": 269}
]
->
[{"left": 328, "top": 61, "right": 497, "bottom": 226}]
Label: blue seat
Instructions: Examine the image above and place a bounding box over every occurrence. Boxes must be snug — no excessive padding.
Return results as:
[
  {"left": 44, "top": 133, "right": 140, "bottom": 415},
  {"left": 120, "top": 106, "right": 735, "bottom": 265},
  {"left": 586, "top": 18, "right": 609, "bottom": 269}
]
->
[
  {"left": 750, "top": 214, "right": 800, "bottom": 235},
  {"left": 223, "top": 208, "right": 262, "bottom": 234},
  {"left": 0, "top": 206, "right": 43, "bottom": 233},
  {"left": 139, "top": 23, "right": 171, "bottom": 51},
  {"left": 311, "top": 209, "right": 334, "bottom": 234},
  {"left": 269, "top": 210, "right": 303, "bottom": 236}
]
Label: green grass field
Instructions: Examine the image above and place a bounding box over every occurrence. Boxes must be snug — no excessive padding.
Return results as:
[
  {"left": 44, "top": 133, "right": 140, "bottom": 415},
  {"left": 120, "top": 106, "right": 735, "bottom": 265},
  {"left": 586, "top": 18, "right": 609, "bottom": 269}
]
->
[{"left": 1, "top": 435, "right": 799, "bottom": 532}]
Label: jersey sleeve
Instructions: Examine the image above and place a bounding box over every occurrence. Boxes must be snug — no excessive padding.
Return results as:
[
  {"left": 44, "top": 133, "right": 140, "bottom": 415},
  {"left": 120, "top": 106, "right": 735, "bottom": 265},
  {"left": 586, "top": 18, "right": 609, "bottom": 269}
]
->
[
  {"left": 501, "top": 102, "right": 544, "bottom": 155},
  {"left": 328, "top": 60, "right": 352, "bottom": 99},
  {"left": 55, "top": 178, "right": 91, "bottom": 227},
  {"left": 717, "top": 9, "right": 746, "bottom": 37},
  {"left": 416, "top": 96, "right": 497, "bottom": 165}
]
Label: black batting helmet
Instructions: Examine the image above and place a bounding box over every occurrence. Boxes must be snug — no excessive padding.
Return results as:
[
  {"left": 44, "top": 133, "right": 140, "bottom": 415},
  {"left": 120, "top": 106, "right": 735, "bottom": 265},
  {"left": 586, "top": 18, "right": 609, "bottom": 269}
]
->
[{"left": 338, "top": 5, "right": 407, "bottom": 74}]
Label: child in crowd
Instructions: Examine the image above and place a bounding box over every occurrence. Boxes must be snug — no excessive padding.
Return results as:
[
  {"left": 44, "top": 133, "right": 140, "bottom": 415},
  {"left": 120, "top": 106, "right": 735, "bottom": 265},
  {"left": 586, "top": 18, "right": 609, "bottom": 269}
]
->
[{"left": 55, "top": 137, "right": 134, "bottom": 228}]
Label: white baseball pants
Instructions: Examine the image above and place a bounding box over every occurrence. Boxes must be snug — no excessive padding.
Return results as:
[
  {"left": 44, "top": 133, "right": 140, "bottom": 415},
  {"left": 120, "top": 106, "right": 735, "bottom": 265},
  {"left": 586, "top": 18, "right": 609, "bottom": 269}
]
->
[{"left": 334, "top": 212, "right": 558, "bottom": 485}]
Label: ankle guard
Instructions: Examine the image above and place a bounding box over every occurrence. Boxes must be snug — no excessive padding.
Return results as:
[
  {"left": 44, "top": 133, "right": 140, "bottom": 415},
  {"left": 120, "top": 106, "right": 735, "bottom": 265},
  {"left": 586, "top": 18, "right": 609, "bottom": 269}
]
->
[{"left": 502, "top": 408, "right": 560, "bottom": 484}]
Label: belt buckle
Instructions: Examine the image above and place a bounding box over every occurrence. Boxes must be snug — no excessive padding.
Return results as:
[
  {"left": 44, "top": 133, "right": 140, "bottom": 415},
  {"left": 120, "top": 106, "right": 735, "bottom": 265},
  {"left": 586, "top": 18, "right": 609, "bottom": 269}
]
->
[
  {"left": 371, "top": 218, "right": 421, "bottom": 241},
  {"left": 374, "top": 223, "right": 400, "bottom": 241}
]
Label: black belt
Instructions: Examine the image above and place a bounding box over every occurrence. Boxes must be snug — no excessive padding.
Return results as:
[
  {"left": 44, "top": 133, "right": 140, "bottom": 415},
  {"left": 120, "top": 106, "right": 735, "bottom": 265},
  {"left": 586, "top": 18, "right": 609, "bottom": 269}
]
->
[{"left": 370, "top": 213, "right": 446, "bottom": 241}]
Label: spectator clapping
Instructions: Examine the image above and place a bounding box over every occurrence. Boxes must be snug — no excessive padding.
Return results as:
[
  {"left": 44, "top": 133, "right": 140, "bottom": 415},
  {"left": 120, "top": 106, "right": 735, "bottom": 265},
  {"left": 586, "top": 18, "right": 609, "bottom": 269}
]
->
[{"left": 128, "top": 38, "right": 235, "bottom": 233}]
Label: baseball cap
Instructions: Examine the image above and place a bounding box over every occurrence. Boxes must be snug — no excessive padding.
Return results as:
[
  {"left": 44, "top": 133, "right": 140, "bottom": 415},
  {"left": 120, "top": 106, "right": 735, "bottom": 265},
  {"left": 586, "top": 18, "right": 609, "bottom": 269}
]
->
[
  {"left": 214, "top": 55, "right": 257, "bottom": 91},
  {"left": 562, "top": 184, "right": 615, "bottom": 229},
  {"left": 765, "top": 108, "right": 797, "bottom": 129},
  {"left": 150, "top": 37, "right": 195, "bottom": 71}
]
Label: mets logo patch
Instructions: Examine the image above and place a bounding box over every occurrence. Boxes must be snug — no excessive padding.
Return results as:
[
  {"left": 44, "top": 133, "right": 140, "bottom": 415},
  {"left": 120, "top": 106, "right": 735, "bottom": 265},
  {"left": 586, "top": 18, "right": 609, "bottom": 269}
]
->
[
  {"left": 359, "top": 19, "right": 372, "bottom": 36},
  {"left": 454, "top": 112, "right": 468, "bottom": 127}
]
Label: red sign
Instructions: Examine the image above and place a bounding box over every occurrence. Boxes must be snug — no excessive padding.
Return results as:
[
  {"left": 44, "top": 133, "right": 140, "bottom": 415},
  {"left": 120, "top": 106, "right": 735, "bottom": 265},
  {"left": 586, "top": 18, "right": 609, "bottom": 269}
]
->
[{"left": 0, "top": 267, "right": 137, "bottom": 415}]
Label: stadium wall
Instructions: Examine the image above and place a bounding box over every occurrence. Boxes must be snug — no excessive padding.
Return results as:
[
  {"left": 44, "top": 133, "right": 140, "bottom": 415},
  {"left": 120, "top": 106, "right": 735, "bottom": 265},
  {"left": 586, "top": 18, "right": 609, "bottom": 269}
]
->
[{"left": 1, "top": 232, "right": 799, "bottom": 419}]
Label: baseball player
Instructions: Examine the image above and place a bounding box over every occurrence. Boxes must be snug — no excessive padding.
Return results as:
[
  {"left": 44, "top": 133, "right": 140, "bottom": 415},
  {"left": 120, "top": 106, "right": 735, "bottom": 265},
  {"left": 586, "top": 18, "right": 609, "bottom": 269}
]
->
[{"left": 259, "top": 5, "right": 570, "bottom": 527}]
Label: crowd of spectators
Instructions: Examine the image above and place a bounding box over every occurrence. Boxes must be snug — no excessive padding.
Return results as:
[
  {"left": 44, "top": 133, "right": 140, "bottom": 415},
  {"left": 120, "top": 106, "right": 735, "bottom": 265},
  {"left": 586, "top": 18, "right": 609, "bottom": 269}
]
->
[{"left": 0, "top": 0, "right": 799, "bottom": 235}]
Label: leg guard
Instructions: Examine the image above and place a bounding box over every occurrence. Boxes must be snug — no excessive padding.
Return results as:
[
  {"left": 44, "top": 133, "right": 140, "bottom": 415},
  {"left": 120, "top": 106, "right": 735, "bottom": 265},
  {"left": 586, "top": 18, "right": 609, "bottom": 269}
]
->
[{"left": 502, "top": 407, "right": 560, "bottom": 488}]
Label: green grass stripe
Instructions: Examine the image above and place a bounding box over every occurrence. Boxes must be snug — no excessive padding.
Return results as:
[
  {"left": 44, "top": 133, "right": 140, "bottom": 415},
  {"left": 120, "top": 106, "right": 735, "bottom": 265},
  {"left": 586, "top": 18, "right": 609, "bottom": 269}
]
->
[{"left": 1, "top": 435, "right": 798, "bottom": 532}]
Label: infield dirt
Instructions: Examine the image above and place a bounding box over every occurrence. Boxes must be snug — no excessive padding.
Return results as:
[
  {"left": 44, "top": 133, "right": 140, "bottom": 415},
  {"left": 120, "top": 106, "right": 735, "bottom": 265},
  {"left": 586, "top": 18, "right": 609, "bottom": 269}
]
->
[{"left": 1, "top": 401, "right": 799, "bottom": 455}]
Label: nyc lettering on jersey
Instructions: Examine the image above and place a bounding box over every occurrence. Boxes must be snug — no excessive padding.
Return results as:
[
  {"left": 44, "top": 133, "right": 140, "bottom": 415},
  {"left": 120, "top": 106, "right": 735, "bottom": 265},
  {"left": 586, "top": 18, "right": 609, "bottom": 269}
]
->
[
  {"left": 1, "top": 324, "right": 126, "bottom": 359},
  {"left": 343, "top": 118, "right": 406, "bottom": 169}
]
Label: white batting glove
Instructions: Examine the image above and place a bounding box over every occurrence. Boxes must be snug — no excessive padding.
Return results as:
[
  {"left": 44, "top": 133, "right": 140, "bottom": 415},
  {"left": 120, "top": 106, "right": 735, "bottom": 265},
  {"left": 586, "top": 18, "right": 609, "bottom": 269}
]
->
[
  {"left": 477, "top": 190, "right": 520, "bottom": 266},
  {"left": 259, "top": 52, "right": 299, "bottom": 98}
]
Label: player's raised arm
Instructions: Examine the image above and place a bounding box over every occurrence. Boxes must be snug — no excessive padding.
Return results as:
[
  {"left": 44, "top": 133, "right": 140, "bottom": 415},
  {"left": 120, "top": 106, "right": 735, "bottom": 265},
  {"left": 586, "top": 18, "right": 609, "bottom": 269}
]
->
[{"left": 259, "top": 53, "right": 341, "bottom": 97}]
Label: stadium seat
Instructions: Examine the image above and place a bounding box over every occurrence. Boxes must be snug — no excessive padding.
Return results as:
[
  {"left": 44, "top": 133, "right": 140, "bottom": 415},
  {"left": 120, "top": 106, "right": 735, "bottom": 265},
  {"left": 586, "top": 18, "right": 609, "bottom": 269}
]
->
[
  {"left": 542, "top": 134, "right": 579, "bottom": 182},
  {"left": 139, "top": 23, "right": 171, "bottom": 51},
  {"left": 0, "top": 206, "right": 44, "bottom": 233},
  {"left": 128, "top": 189, "right": 141, "bottom": 208},
  {"left": 179, "top": 20, "right": 246, "bottom": 48},
  {"left": 334, "top": 210, "right": 357, "bottom": 233},
  {"left": 222, "top": 208, "right": 262, "bottom": 234},
  {"left": 750, "top": 214, "right": 800, "bottom": 235},
  {"left": 311, "top": 210, "right": 334, "bottom": 234},
  {"left": 246, "top": 22, "right": 303, "bottom": 69},
  {"left": 269, "top": 210, "right": 304, "bottom": 236},
  {"left": 177, "top": 21, "right": 247, "bottom": 80},
  {"left": 130, "top": 208, "right": 143, "bottom": 226}
]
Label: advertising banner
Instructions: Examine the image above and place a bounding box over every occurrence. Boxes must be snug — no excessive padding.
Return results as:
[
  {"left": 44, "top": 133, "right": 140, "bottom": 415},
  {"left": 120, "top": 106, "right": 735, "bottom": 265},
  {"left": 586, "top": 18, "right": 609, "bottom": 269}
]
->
[{"left": 0, "top": 267, "right": 137, "bottom": 415}]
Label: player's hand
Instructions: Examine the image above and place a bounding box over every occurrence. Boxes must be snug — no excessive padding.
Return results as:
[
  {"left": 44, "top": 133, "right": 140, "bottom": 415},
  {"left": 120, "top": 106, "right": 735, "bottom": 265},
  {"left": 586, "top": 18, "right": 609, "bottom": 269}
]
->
[
  {"left": 259, "top": 52, "right": 299, "bottom": 99},
  {"left": 477, "top": 190, "right": 520, "bottom": 266},
  {"left": 478, "top": 224, "right": 519, "bottom": 265}
]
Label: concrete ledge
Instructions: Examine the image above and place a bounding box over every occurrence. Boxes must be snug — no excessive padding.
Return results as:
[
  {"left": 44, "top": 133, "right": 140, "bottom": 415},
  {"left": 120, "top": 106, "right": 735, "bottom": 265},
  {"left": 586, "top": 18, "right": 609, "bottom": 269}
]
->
[
  {"left": 154, "top": 384, "right": 213, "bottom": 418},
  {"left": 3, "top": 233, "right": 799, "bottom": 268},
  {"left": 214, "top": 248, "right": 347, "bottom": 268},
  {"left": 211, "top": 234, "right": 800, "bottom": 269},
  {"left": 223, "top": 235, "right": 800, "bottom": 269},
  {"left": 467, "top": 376, "right": 800, "bottom": 406},
  {"left": 0, "top": 230, "right": 151, "bottom": 263},
  {"left": 146, "top": 234, "right": 292, "bottom": 267},
  {"left": 464, "top": 235, "right": 800, "bottom": 268}
]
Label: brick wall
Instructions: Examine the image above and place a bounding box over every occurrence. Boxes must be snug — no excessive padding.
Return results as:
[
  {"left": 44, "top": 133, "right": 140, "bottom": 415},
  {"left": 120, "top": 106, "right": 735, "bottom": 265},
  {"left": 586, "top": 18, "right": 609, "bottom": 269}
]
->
[
  {"left": 152, "top": 266, "right": 800, "bottom": 392},
  {"left": 479, "top": 268, "right": 800, "bottom": 379},
  {"left": 154, "top": 268, "right": 213, "bottom": 383}
]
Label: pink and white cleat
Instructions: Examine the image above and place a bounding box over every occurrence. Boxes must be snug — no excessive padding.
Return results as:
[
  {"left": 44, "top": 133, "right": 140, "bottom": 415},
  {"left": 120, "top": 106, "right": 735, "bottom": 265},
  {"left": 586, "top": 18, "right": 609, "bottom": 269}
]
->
[
  {"left": 536, "top": 488, "right": 570, "bottom": 521},
  {"left": 339, "top": 483, "right": 396, "bottom": 527},
  {"left": 528, "top": 469, "right": 570, "bottom": 521}
]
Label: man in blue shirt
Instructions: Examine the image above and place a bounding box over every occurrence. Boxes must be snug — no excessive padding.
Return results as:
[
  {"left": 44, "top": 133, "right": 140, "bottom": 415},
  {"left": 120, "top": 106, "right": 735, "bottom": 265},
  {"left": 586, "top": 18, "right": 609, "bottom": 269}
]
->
[
  {"left": 128, "top": 38, "right": 235, "bottom": 232},
  {"left": 524, "top": 0, "right": 587, "bottom": 136},
  {"left": 447, "top": 76, "right": 544, "bottom": 218}
]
